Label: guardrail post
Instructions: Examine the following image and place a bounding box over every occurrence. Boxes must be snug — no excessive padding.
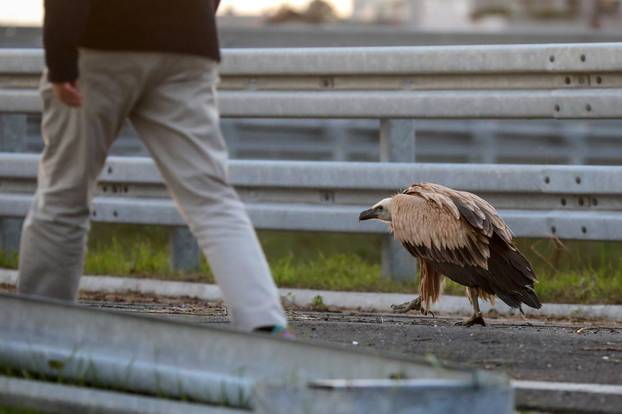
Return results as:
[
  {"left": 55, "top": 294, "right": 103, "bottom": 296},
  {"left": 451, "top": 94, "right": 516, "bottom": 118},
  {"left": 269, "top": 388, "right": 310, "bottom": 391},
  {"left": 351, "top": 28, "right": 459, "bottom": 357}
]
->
[
  {"left": 565, "top": 122, "right": 589, "bottom": 165},
  {"left": 326, "top": 120, "right": 348, "bottom": 161},
  {"left": 0, "top": 114, "right": 27, "bottom": 255},
  {"left": 221, "top": 120, "right": 240, "bottom": 159},
  {"left": 169, "top": 226, "right": 201, "bottom": 272},
  {"left": 473, "top": 121, "right": 497, "bottom": 163},
  {"left": 0, "top": 114, "right": 27, "bottom": 153},
  {"left": 379, "top": 119, "right": 418, "bottom": 282}
]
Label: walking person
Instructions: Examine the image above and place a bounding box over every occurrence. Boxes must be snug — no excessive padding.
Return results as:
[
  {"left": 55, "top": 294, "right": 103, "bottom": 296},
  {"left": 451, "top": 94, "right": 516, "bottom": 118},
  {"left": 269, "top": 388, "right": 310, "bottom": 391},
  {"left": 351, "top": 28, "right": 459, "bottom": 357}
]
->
[{"left": 17, "top": 0, "right": 289, "bottom": 334}]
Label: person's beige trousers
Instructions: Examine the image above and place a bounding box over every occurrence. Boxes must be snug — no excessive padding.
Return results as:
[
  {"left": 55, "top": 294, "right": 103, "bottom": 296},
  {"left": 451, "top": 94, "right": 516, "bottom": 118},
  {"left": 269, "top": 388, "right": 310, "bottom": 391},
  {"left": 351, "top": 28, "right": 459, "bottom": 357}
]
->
[{"left": 17, "top": 49, "right": 286, "bottom": 331}]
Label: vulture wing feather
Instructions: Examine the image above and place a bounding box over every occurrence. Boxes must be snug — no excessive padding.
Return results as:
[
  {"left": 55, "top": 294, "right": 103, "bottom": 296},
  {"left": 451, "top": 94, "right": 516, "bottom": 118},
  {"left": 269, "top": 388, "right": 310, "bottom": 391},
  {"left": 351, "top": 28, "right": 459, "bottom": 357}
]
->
[
  {"left": 394, "top": 183, "right": 540, "bottom": 310},
  {"left": 391, "top": 189, "right": 490, "bottom": 269}
]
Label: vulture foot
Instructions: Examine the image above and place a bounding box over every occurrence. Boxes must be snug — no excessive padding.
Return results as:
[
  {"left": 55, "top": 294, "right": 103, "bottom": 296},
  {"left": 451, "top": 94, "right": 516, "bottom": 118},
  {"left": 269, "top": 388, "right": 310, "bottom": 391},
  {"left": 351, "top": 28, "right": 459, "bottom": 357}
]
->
[
  {"left": 391, "top": 297, "right": 434, "bottom": 317},
  {"left": 456, "top": 314, "right": 486, "bottom": 327},
  {"left": 521, "top": 314, "right": 533, "bottom": 326}
]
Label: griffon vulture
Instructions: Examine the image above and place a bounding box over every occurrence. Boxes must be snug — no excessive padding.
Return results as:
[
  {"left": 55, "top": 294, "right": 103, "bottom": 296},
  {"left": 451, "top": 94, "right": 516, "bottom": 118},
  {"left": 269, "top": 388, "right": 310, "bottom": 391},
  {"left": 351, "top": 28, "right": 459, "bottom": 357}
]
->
[{"left": 359, "top": 183, "right": 541, "bottom": 326}]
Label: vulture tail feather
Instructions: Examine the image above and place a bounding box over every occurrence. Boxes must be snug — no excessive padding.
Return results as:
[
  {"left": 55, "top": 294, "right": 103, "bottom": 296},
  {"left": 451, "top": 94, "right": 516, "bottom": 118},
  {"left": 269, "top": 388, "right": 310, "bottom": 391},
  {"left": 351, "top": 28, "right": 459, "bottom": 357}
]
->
[{"left": 485, "top": 254, "right": 541, "bottom": 309}]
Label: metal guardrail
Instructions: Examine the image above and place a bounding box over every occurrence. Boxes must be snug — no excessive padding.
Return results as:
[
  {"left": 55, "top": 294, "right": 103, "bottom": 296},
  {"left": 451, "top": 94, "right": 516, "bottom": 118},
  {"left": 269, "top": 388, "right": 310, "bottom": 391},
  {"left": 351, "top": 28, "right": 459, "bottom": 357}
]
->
[
  {"left": 0, "top": 374, "right": 245, "bottom": 414},
  {"left": 12, "top": 117, "right": 622, "bottom": 165},
  {"left": 0, "top": 294, "right": 513, "bottom": 413},
  {"left": 5, "top": 25, "right": 622, "bottom": 50},
  {"left": 216, "top": 25, "right": 622, "bottom": 48},
  {"left": 0, "top": 44, "right": 619, "bottom": 412},
  {"left": 1, "top": 153, "right": 621, "bottom": 240},
  {"left": 9, "top": 115, "right": 622, "bottom": 165},
  {"left": 221, "top": 118, "right": 622, "bottom": 164},
  {"left": 3, "top": 44, "right": 622, "bottom": 118},
  {"left": 2, "top": 44, "right": 622, "bottom": 278}
]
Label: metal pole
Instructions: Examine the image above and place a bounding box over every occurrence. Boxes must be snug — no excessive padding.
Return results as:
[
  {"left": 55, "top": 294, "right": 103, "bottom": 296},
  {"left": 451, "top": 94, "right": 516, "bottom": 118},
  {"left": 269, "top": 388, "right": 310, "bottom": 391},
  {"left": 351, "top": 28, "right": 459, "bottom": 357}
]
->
[
  {"left": 170, "top": 226, "right": 201, "bottom": 272},
  {"left": 326, "top": 120, "right": 348, "bottom": 161},
  {"left": 0, "top": 218, "right": 22, "bottom": 256},
  {"left": 221, "top": 120, "right": 240, "bottom": 159},
  {"left": 379, "top": 119, "right": 418, "bottom": 282},
  {"left": 565, "top": 122, "right": 589, "bottom": 165},
  {"left": 0, "top": 114, "right": 27, "bottom": 255},
  {"left": 473, "top": 121, "right": 497, "bottom": 163},
  {"left": 0, "top": 114, "right": 27, "bottom": 152}
]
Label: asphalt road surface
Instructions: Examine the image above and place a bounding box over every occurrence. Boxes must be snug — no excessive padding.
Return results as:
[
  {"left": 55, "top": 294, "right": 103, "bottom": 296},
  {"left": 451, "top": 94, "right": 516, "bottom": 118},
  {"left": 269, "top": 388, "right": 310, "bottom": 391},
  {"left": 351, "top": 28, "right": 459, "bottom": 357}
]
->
[{"left": 77, "top": 291, "right": 622, "bottom": 414}]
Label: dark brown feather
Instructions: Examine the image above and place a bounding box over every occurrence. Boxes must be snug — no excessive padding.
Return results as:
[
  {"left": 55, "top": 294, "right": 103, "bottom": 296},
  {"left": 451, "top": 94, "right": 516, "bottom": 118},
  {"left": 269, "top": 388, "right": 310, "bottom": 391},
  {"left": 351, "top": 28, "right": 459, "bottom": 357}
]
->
[{"left": 425, "top": 234, "right": 541, "bottom": 310}]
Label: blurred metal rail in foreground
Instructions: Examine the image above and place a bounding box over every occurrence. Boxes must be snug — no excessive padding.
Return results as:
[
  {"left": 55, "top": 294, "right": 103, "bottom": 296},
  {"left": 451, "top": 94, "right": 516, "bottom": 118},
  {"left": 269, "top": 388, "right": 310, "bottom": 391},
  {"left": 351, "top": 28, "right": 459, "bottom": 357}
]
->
[{"left": 0, "top": 294, "right": 513, "bottom": 413}]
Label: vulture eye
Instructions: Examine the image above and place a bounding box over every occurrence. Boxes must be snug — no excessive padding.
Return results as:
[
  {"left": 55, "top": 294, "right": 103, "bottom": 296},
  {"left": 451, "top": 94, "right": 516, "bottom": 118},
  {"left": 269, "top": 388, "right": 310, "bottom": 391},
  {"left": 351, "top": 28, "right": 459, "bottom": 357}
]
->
[{"left": 377, "top": 206, "right": 384, "bottom": 211}]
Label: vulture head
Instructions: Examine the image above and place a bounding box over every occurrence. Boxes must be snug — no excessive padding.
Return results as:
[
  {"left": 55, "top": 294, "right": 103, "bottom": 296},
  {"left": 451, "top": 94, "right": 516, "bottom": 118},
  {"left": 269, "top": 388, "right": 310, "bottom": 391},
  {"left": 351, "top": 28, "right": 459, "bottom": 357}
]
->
[{"left": 359, "top": 197, "right": 393, "bottom": 222}]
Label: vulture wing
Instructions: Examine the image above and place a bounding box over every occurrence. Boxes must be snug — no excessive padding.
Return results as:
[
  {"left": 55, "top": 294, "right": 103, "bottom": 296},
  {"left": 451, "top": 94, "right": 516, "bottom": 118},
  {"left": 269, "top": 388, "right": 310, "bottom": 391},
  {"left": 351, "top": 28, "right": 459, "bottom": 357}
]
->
[
  {"left": 391, "top": 186, "right": 491, "bottom": 269},
  {"left": 405, "top": 183, "right": 513, "bottom": 244},
  {"left": 393, "top": 183, "right": 540, "bottom": 310}
]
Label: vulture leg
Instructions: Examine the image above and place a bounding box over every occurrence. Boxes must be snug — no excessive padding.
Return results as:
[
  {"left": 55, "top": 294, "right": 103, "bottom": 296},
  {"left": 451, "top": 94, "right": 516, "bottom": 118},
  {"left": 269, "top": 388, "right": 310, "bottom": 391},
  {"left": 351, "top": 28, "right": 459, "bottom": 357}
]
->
[
  {"left": 456, "top": 287, "right": 486, "bottom": 327},
  {"left": 391, "top": 297, "right": 434, "bottom": 316}
]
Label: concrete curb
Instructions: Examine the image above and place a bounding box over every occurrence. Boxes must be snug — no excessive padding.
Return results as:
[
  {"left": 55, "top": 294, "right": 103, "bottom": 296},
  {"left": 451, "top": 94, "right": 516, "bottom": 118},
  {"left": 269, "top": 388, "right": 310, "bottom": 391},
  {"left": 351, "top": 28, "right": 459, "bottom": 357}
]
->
[{"left": 2, "top": 268, "right": 621, "bottom": 321}]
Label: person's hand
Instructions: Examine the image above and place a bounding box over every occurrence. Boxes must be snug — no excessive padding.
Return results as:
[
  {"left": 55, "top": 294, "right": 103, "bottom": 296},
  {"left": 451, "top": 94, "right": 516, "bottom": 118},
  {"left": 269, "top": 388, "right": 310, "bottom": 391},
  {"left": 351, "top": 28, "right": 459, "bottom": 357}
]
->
[{"left": 52, "top": 81, "right": 83, "bottom": 107}]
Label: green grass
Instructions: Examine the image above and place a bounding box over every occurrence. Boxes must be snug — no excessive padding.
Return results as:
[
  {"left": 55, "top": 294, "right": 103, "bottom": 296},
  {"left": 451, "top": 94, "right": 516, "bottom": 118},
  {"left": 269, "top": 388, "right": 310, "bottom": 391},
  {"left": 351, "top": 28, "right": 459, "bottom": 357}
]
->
[
  {"left": 0, "top": 408, "right": 39, "bottom": 414},
  {"left": 2, "top": 223, "right": 622, "bottom": 304},
  {"left": 271, "top": 253, "right": 418, "bottom": 293},
  {"left": 79, "top": 224, "right": 418, "bottom": 292},
  {"left": 85, "top": 237, "right": 172, "bottom": 277},
  {"left": 0, "top": 250, "right": 17, "bottom": 269}
]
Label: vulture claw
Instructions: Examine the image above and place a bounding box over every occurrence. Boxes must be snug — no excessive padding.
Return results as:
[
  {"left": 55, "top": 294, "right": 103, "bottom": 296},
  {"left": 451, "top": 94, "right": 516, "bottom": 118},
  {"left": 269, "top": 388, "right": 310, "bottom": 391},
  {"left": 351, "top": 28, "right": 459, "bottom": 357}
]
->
[
  {"left": 520, "top": 313, "right": 533, "bottom": 326},
  {"left": 392, "top": 297, "right": 435, "bottom": 318},
  {"left": 455, "top": 314, "right": 486, "bottom": 327},
  {"left": 424, "top": 309, "right": 436, "bottom": 318},
  {"left": 391, "top": 297, "right": 422, "bottom": 314}
]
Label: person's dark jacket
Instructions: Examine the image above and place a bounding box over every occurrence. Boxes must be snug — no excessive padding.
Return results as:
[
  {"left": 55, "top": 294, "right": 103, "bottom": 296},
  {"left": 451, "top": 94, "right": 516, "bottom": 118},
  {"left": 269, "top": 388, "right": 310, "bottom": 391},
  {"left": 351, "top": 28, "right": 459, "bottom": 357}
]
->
[{"left": 43, "top": 0, "right": 221, "bottom": 83}]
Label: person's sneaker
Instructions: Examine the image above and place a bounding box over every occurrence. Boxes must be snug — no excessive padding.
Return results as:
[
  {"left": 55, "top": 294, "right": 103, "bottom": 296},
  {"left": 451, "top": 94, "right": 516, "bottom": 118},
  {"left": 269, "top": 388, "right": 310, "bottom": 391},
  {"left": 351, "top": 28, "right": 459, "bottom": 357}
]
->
[{"left": 254, "top": 325, "right": 295, "bottom": 339}]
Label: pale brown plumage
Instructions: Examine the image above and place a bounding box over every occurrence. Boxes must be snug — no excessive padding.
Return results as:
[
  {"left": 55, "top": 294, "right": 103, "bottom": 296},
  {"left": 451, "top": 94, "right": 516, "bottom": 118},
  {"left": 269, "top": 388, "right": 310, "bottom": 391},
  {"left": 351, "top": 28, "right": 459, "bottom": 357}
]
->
[{"left": 359, "top": 182, "right": 541, "bottom": 326}]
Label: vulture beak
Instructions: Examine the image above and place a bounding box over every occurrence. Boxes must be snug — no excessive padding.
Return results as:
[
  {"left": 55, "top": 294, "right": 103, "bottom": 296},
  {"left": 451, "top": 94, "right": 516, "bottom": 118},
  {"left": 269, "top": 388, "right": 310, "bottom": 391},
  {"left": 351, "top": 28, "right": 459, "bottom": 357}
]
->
[{"left": 359, "top": 208, "right": 377, "bottom": 221}]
